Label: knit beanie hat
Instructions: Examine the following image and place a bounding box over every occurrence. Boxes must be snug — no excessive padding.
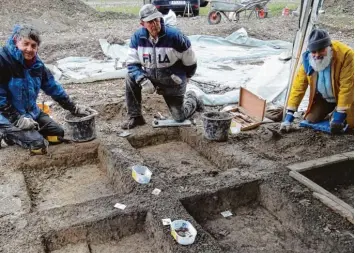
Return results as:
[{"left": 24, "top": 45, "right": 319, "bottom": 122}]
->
[{"left": 308, "top": 29, "right": 331, "bottom": 52}]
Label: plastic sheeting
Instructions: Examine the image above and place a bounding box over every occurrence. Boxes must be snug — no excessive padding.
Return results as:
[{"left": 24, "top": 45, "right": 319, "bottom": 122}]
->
[
  {"left": 51, "top": 28, "right": 293, "bottom": 106},
  {"left": 189, "top": 28, "right": 292, "bottom": 89}
]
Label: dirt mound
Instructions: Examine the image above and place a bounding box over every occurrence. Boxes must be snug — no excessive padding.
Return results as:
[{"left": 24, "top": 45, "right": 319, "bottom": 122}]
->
[
  {"left": 0, "top": 0, "right": 98, "bottom": 34},
  {"left": 0, "top": 0, "right": 95, "bottom": 17},
  {"left": 323, "top": 0, "right": 354, "bottom": 14}
]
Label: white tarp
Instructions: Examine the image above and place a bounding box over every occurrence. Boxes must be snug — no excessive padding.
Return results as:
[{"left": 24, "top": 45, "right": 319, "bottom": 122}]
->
[{"left": 52, "top": 28, "right": 293, "bottom": 106}]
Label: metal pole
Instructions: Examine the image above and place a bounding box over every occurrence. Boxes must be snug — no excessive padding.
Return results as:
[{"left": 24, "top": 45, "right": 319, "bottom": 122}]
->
[{"left": 282, "top": 0, "right": 321, "bottom": 119}]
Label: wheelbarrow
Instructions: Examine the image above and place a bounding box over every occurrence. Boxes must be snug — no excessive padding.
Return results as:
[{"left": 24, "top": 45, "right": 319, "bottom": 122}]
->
[{"left": 207, "top": 0, "right": 270, "bottom": 25}]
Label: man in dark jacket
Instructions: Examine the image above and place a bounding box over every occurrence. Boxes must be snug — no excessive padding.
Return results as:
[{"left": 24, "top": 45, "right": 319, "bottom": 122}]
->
[
  {"left": 122, "top": 4, "right": 203, "bottom": 129},
  {"left": 0, "top": 25, "right": 94, "bottom": 153}
]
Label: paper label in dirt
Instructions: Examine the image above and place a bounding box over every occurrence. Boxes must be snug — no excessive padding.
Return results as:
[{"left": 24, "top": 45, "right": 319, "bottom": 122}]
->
[
  {"left": 119, "top": 131, "right": 131, "bottom": 137},
  {"left": 162, "top": 218, "right": 172, "bottom": 226},
  {"left": 221, "top": 210, "right": 233, "bottom": 217},
  {"left": 152, "top": 188, "right": 162, "bottom": 196},
  {"left": 114, "top": 203, "right": 126, "bottom": 210}
]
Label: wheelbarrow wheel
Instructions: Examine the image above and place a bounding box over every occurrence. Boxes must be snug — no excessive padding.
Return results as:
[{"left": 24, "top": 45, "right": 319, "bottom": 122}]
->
[
  {"left": 207, "top": 11, "right": 222, "bottom": 25},
  {"left": 255, "top": 7, "right": 268, "bottom": 19}
]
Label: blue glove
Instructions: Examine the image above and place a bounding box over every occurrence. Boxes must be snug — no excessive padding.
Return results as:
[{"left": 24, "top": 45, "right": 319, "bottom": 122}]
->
[
  {"left": 330, "top": 111, "right": 347, "bottom": 134},
  {"left": 280, "top": 110, "right": 295, "bottom": 132}
]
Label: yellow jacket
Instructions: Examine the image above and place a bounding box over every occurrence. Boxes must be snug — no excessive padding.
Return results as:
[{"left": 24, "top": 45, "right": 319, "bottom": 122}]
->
[{"left": 287, "top": 40, "right": 354, "bottom": 128}]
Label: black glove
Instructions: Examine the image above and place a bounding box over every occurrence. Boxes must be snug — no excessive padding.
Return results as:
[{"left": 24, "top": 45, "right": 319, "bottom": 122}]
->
[{"left": 55, "top": 96, "right": 76, "bottom": 112}]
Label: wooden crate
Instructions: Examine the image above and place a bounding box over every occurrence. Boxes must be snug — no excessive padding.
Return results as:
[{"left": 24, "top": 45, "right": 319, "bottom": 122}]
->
[{"left": 223, "top": 87, "right": 266, "bottom": 132}]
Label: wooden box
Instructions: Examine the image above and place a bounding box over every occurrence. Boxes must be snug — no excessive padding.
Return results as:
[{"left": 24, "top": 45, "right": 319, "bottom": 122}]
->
[{"left": 223, "top": 87, "right": 266, "bottom": 132}]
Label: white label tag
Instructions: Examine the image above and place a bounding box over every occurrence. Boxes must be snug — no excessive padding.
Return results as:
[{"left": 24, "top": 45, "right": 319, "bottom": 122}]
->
[
  {"left": 221, "top": 210, "right": 233, "bottom": 217},
  {"left": 152, "top": 188, "right": 162, "bottom": 196},
  {"left": 119, "top": 131, "right": 131, "bottom": 137},
  {"left": 114, "top": 203, "right": 127, "bottom": 210},
  {"left": 162, "top": 218, "right": 172, "bottom": 226}
]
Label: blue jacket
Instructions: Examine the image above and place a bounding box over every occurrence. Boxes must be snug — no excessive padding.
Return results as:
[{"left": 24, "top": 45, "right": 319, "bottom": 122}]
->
[
  {"left": 126, "top": 20, "right": 197, "bottom": 86},
  {"left": 0, "top": 26, "right": 74, "bottom": 125}
]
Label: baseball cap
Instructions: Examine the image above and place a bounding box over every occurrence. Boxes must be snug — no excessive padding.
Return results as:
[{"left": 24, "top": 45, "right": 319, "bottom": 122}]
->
[{"left": 139, "top": 4, "right": 163, "bottom": 22}]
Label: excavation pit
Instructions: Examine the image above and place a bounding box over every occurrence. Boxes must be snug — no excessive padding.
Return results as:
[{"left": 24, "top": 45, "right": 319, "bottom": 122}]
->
[
  {"left": 288, "top": 153, "right": 354, "bottom": 223},
  {"left": 300, "top": 159, "right": 354, "bottom": 206},
  {"left": 20, "top": 142, "right": 116, "bottom": 211},
  {"left": 44, "top": 211, "right": 159, "bottom": 253},
  {"left": 138, "top": 141, "right": 219, "bottom": 179},
  {"left": 181, "top": 181, "right": 334, "bottom": 253}
]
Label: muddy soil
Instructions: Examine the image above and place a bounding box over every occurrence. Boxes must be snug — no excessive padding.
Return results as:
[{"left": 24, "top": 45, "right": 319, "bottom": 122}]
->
[
  {"left": 24, "top": 164, "right": 115, "bottom": 211},
  {"left": 0, "top": 0, "right": 353, "bottom": 253},
  {"left": 333, "top": 185, "right": 354, "bottom": 207},
  {"left": 300, "top": 160, "right": 354, "bottom": 206},
  {"left": 139, "top": 141, "right": 218, "bottom": 179},
  {"left": 51, "top": 233, "right": 155, "bottom": 253},
  {"left": 203, "top": 204, "right": 317, "bottom": 253}
]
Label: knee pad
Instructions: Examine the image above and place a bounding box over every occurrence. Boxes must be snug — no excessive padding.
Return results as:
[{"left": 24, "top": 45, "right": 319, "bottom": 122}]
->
[{"left": 46, "top": 136, "right": 62, "bottom": 144}]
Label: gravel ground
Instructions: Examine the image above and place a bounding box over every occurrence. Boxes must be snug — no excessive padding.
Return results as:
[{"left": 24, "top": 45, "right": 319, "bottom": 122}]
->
[{"left": 0, "top": 2, "right": 353, "bottom": 252}]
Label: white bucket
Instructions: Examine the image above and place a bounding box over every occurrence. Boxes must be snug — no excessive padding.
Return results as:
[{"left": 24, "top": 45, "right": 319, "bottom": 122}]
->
[
  {"left": 170, "top": 220, "right": 197, "bottom": 245},
  {"left": 132, "top": 165, "right": 152, "bottom": 184}
]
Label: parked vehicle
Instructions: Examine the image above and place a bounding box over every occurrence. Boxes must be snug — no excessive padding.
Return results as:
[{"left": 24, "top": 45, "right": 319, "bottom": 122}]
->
[
  {"left": 146, "top": 0, "right": 206, "bottom": 16},
  {"left": 200, "top": 0, "right": 210, "bottom": 7}
]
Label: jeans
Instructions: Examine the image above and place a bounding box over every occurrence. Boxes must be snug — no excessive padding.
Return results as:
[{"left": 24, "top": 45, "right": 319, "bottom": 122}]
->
[{"left": 0, "top": 111, "right": 64, "bottom": 150}]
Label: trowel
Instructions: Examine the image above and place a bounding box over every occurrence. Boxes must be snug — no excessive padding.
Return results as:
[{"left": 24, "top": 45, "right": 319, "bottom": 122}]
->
[
  {"left": 152, "top": 112, "right": 192, "bottom": 128},
  {"left": 152, "top": 119, "right": 192, "bottom": 128}
]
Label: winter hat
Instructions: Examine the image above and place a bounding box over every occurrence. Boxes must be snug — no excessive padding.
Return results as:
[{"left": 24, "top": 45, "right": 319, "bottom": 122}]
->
[{"left": 308, "top": 29, "right": 331, "bottom": 52}]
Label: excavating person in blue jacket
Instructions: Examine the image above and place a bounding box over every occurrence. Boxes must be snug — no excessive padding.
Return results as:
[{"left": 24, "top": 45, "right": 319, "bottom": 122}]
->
[
  {"left": 0, "top": 25, "right": 95, "bottom": 154},
  {"left": 122, "top": 4, "right": 204, "bottom": 129}
]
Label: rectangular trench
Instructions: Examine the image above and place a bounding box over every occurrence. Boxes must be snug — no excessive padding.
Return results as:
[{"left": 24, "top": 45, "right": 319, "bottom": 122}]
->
[
  {"left": 43, "top": 211, "right": 162, "bottom": 253},
  {"left": 126, "top": 129, "right": 249, "bottom": 181},
  {"left": 300, "top": 159, "right": 354, "bottom": 207},
  {"left": 20, "top": 142, "right": 118, "bottom": 211},
  {"left": 180, "top": 180, "right": 350, "bottom": 253}
]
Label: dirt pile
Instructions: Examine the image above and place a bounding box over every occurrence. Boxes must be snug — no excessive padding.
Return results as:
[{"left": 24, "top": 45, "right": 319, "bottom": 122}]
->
[
  {"left": 323, "top": 0, "right": 354, "bottom": 14},
  {"left": 0, "top": 0, "right": 96, "bottom": 17},
  {"left": 0, "top": 0, "right": 96, "bottom": 34}
]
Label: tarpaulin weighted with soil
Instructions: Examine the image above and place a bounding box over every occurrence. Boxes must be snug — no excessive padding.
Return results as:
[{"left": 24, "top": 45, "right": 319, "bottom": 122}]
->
[{"left": 51, "top": 28, "right": 297, "bottom": 107}]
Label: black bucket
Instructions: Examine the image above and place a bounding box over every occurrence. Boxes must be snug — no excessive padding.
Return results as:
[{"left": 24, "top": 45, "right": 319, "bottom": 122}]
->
[
  {"left": 64, "top": 113, "right": 97, "bottom": 142},
  {"left": 201, "top": 111, "right": 234, "bottom": 142}
]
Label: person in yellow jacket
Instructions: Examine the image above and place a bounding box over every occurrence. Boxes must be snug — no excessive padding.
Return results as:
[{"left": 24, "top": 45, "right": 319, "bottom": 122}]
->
[{"left": 280, "top": 28, "right": 354, "bottom": 134}]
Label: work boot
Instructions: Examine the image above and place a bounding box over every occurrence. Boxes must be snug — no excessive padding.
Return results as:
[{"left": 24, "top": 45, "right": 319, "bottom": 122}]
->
[
  {"left": 29, "top": 139, "right": 49, "bottom": 155},
  {"left": 121, "top": 116, "right": 146, "bottom": 130},
  {"left": 185, "top": 90, "right": 204, "bottom": 112}
]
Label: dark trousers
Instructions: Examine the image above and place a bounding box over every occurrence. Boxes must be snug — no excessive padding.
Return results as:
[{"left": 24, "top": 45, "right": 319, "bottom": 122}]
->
[
  {"left": 305, "top": 93, "right": 336, "bottom": 123},
  {"left": 125, "top": 74, "right": 197, "bottom": 122},
  {"left": 36, "top": 111, "right": 64, "bottom": 137},
  {"left": 0, "top": 111, "right": 64, "bottom": 150}
]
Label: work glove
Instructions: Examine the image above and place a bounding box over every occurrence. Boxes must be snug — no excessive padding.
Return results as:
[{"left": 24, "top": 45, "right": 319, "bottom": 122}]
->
[
  {"left": 74, "top": 105, "right": 97, "bottom": 116},
  {"left": 15, "top": 116, "right": 39, "bottom": 130},
  {"left": 171, "top": 74, "right": 183, "bottom": 85},
  {"left": 330, "top": 111, "right": 347, "bottom": 134},
  {"left": 140, "top": 78, "right": 155, "bottom": 94},
  {"left": 279, "top": 110, "right": 295, "bottom": 132}
]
